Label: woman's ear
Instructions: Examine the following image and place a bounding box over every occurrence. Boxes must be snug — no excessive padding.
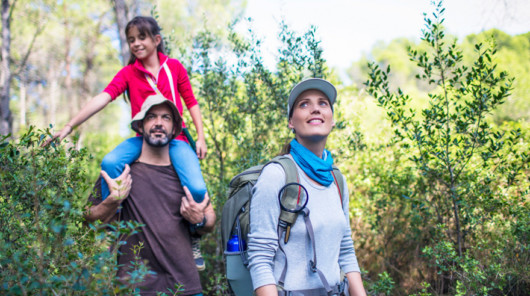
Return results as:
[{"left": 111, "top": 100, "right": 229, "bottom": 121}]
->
[{"left": 288, "top": 119, "right": 294, "bottom": 129}]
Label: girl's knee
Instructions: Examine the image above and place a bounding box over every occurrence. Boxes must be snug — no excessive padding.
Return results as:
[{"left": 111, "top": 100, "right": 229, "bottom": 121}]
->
[
  {"left": 186, "top": 181, "right": 207, "bottom": 202},
  {"left": 101, "top": 153, "right": 121, "bottom": 170}
]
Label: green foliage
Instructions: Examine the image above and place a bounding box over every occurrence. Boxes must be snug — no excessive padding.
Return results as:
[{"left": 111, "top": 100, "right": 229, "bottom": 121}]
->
[
  {"left": 368, "top": 271, "right": 395, "bottom": 296},
  {"left": 6, "top": 1, "right": 530, "bottom": 295},
  {"left": 364, "top": 1, "right": 529, "bottom": 294},
  {"left": 0, "top": 127, "right": 150, "bottom": 295}
]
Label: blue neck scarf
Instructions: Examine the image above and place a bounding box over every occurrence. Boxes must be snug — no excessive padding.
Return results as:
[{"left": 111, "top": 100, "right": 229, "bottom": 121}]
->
[{"left": 289, "top": 139, "right": 334, "bottom": 186}]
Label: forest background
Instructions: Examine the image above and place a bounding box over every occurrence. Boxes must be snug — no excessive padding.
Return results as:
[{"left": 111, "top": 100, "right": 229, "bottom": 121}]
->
[{"left": 0, "top": 0, "right": 528, "bottom": 295}]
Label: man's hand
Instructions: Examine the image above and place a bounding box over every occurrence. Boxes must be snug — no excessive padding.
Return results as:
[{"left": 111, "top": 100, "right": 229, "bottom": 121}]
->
[
  {"left": 101, "top": 164, "right": 132, "bottom": 202},
  {"left": 195, "top": 138, "right": 207, "bottom": 159},
  {"left": 180, "top": 186, "right": 209, "bottom": 224},
  {"left": 85, "top": 165, "right": 132, "bottom": 223},
  {"left": 42, "top": 125, "right": 72, "bottom": 147}
]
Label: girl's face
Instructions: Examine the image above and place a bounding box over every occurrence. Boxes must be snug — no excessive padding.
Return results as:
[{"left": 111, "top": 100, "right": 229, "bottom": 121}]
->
[
  {"left": 288, "top": 89, "right": 335, "bottom": 143},
  {"left": 126, "top": 26, "right": 161, "bottom": 61}
]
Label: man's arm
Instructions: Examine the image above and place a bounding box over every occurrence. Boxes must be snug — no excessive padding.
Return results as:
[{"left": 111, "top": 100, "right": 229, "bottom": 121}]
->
[
  {"left": 180, "top": 187, "right": 216, "bottom": 235},
  {"left": 84, "top": 165, "right": 132, "bottom": 223}
]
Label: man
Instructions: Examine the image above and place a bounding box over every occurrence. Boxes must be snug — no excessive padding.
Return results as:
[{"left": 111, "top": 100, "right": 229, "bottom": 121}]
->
[{"left": 85, "top": 94, "right": 215, "bottom": 295}]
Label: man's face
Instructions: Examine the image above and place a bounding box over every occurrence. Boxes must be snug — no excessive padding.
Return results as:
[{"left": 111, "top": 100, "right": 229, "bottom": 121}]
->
[{"left": 140, "top": 104, "right": 175, "bottom": 147}]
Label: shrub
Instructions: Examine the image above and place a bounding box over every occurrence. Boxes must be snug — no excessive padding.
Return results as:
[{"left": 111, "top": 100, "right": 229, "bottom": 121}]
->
[{"left": 0, "top": 127, "right": 149, "bottom": 295}]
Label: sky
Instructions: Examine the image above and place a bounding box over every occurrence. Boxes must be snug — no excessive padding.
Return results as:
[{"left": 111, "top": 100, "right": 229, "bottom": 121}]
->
[{"left": 237, "top": 0, "right": 530, "bottom": 71}]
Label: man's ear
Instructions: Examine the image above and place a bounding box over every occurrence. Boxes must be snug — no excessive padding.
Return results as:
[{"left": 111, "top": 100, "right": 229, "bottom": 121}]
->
[{"left": 138, "top": 122, "right": 145, "bottom": 135}]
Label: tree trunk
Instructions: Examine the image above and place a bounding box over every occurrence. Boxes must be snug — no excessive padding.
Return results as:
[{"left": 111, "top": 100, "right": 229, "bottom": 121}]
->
[
  {"left": 112, "top": 0, "right": 130, "bottom": 65},
  {"left": 19, "top": 77, "right": 25, "bottom": 127},
  {"left": 48, "top": 66, "right": 59, "bottom": 125},
  {"left": 0, "top": 0, "right": 13, "bottom": 136},
  {"left": 61, "top": 3, "right": 77, "bottom": 122}
]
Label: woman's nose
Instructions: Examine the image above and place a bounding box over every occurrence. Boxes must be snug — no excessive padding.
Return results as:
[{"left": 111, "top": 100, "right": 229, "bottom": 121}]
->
[{"left": 310, "top": 105, "right": 322, "bottom": 113}]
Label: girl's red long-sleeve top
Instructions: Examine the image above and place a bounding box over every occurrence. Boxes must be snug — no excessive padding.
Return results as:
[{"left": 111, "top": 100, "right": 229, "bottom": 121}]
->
[{"left": 104, "top": 52, "right": 197, "bottom": 140}]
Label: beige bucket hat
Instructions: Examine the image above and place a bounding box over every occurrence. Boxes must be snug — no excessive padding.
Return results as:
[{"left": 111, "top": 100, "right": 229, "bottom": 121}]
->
[{"left": 131, "top": 94, "right": 182, "bottom": 135}]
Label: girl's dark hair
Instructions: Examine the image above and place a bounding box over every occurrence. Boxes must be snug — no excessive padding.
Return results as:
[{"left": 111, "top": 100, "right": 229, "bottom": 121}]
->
[{"left": 125, "top": 16, "right": 165, "bottom": 65}]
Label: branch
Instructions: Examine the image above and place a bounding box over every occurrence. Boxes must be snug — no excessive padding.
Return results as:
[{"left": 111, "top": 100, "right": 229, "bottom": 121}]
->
[
  {"left": 8, "top": 0, "right": 17, "bottom": 22},
  {"left": 14, "top": 21, "right": 46, "bottom": 77}
]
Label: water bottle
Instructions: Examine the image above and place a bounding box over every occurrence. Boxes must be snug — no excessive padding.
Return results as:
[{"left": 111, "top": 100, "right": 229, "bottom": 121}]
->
[{"left": 227, "top": 234, "right": 243, "bottom": 252}]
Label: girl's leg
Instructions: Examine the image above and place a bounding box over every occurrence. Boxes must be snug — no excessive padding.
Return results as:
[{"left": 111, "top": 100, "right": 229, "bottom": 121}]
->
[
  {"left": 169, "top": 140, "right": 207, "bottom": 203},
  {"left": 100, "top": 137, "right": 143, "bottom": 200}
]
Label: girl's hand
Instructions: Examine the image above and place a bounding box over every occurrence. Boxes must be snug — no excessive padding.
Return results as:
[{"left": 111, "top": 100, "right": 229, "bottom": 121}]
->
[
  {"left": 196, "top": 138, "right": 207, "bottom": 159},
  {"left": 42, "top": 125, "right": 73, "bottom": 147}
]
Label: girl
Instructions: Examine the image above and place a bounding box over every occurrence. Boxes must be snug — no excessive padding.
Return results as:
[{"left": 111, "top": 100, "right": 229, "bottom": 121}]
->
[
  {"left": 49, "top": 16, "right": 207, "bottom": 203},
  {"left": 247, "top": 78, "right": 366, "bottom": 295}
]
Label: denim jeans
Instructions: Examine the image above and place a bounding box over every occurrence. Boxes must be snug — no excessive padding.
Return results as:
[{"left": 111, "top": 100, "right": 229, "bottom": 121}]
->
[{"left": 101, "top": 136, "right": 207, "bottom": 202}]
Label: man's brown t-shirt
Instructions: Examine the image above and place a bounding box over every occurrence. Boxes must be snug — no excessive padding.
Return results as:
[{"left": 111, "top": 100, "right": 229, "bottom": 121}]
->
[{"left": 89, "top": 162, "right": 201, "bottom": 295}]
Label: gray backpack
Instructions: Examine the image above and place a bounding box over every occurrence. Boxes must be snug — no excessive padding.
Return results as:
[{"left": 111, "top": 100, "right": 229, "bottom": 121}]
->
[{"left": 221, "top": 155, "right": 345, "bottom": 295}]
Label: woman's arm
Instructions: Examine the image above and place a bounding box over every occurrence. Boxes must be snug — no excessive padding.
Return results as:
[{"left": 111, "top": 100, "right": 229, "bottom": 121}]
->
[
  {"left": 338, "top": 177, "right": 366, "bottom": 295},
  {"left": 346, "top": 272, "right": 367, "bottom": 296},
  {"left": 44, "top": 92, "right": 112, "bottom": 145},
  {"left": 248, "top": 164, "right": 286, "bottom": 293},
  {"left": 188, "top": 104, "right": 207, "bottom": 159},
  {"left": 255, "top": 284, "right": 278, "bottom": 296}
]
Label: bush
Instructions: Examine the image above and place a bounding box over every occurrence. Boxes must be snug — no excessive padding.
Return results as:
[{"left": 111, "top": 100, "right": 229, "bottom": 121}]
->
[
  {"left": 0, "top": 127, "right": 150, "bottom": 295},
  {"left": 364, "top": 1, "right": 529, "bottom": 294}
]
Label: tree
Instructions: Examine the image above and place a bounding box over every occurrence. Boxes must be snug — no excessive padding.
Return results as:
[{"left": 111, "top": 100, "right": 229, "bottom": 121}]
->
[
  {"left": 0, "top": 0, "right": 14, "bottom": 136},
  {"left": 182, "top": 22, "right": 332, "bottom": 292},
  {"left": 112, "top": 0, "right": 139, "bottom": 65},
  {"left": 365, "top": 1, "right": 529, "bottom": 294}
]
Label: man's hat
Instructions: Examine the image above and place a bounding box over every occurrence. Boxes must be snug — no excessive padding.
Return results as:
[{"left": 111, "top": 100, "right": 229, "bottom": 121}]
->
[
  {"left": 287, "top": 78, "right": 337, "bottom": 118},
  {"left": 131, "top": 94, "right": 182, "bottom": 134}
]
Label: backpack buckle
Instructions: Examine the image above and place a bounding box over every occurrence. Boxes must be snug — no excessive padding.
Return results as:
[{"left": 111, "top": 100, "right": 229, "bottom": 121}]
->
[{"left": 309, "top": 260, "right": 317, "bottom": 273}]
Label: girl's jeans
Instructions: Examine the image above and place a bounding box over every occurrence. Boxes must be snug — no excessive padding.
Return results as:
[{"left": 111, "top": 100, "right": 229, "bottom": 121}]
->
[{"left": 101, "top": 136, "right": 206, "bottom": 202}]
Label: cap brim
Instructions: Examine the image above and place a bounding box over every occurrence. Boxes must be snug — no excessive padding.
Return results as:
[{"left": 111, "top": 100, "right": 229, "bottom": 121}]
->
[{"left": 288, "top": 78, "right": 337, "bottom": 117}]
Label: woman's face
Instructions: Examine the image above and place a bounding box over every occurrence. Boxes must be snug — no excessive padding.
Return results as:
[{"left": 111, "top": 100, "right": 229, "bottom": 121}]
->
[{"left": 288, "top": 89, "right": 335, "bottom": 142}]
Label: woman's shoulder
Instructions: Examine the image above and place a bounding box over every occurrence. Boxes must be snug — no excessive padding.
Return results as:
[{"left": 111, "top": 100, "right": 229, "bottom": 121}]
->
[{"left": 259, "top": 160, "right": 287, "bottom": 180}]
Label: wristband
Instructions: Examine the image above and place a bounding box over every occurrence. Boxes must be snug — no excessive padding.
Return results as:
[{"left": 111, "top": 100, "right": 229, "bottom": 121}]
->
[{"left": 194, "top": 216, "right": 207, "bottom": 229}]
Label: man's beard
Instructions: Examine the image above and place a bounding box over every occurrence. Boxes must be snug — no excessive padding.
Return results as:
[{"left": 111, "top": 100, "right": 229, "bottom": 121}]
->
[{"left": 143, "top": 127, "right": 172, "bottom": 147}]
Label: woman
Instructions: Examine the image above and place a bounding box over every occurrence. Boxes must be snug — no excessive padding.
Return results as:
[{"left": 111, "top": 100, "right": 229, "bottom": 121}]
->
[{"left": 248, "top": 78, "right": 366, "bottom": 296}]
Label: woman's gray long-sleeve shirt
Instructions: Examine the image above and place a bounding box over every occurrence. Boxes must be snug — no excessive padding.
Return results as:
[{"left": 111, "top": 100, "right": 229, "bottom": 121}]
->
[{"left": 247, "top": 155, "right": 360, "bottom": 291}]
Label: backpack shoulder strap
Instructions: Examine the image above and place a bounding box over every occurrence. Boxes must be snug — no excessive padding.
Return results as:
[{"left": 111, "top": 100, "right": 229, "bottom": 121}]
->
[
  {"left": 268, "top": 156, "right": 300, "bottom": 230},
  {"left": 331, "top": 165, "right": 345, "bottom": 207}
]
